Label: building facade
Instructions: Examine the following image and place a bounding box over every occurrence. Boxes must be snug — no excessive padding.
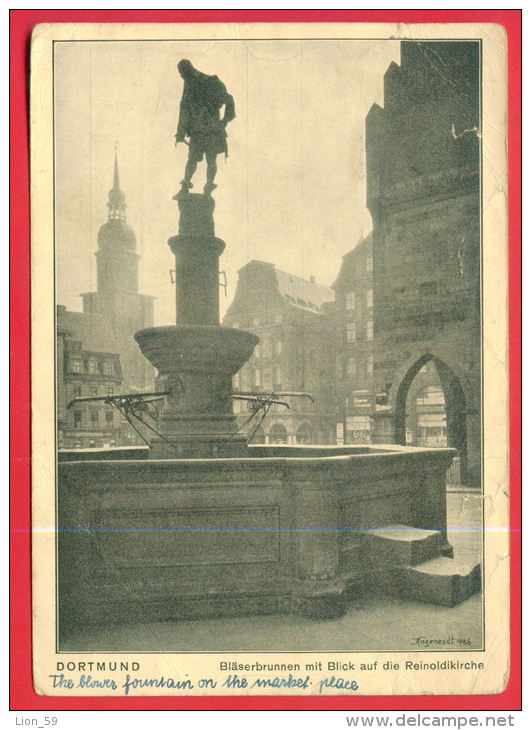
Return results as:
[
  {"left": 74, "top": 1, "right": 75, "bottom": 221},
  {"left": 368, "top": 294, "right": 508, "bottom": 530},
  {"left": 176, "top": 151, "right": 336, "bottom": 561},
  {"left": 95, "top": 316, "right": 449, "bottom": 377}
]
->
[
  {"left": 331, "top": 234, "right": 375, "bottom": 444},
  {"left": 365, "top": 41, "right": 481, "bottom": 484},
  {"left": 57, "top": 327, "right": 124, "bottom": 448},
  {"left": 222, "top": 260, "right": 336, "bottom": 445}
]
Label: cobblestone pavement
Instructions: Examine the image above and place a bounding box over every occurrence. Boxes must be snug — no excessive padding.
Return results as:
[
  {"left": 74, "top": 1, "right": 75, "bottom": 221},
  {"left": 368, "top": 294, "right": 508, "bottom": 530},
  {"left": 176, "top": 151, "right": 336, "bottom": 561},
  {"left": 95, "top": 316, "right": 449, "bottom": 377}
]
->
[{"left": 64, "top": 489, "right": 484, "bottom": 653}]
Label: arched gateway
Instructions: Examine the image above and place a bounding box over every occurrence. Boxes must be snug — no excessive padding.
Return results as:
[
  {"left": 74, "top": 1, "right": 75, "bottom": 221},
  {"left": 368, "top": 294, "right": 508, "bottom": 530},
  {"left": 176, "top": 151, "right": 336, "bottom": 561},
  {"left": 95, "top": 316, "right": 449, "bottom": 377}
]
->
[{"left": 391, "top": 353, "right": 469, "bottom": 484}]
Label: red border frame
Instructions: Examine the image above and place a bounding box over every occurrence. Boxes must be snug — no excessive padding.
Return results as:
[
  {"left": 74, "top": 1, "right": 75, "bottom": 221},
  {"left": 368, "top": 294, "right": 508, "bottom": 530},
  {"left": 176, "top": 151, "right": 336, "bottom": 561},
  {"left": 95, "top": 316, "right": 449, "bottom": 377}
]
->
[{"left": 10, "top": 9, "right": 522, "bottom": 711}]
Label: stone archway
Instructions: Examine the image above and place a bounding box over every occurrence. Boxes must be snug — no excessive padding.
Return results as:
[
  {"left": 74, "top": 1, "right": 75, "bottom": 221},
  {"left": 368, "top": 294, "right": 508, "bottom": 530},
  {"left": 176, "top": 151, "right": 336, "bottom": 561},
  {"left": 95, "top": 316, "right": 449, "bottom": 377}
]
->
[
  {"left": 393, "top": 354, "right": 468, "bottom": 482},
  {"left": 250, "top": 425, "right": 265, "bottom": 444},
  {"left": 295, "top": 422, "right": 314, "bottom": 445},
  {"left": 269, "top": 422, "right": 288, "bottom": 444}
]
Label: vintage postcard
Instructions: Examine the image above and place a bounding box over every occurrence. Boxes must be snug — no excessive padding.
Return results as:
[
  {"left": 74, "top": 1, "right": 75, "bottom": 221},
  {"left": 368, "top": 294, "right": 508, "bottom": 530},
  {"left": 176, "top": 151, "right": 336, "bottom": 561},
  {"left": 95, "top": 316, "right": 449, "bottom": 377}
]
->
[{"left": 29, "top": 20, "right": 511, "bottom": 698}]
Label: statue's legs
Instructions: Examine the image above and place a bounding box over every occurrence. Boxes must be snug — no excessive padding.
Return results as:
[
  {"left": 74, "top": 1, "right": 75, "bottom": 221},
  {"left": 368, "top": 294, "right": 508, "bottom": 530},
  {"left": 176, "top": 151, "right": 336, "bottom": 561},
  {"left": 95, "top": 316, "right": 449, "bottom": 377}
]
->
[
  {"left": 204, "top": 152, "right": 218, "bottom": 194},
  {"left": 181, "top": 147, "right": 218, "bottom": 194},
  {"left": 182, "top": 147, "right": 201, "bottom": 187}
]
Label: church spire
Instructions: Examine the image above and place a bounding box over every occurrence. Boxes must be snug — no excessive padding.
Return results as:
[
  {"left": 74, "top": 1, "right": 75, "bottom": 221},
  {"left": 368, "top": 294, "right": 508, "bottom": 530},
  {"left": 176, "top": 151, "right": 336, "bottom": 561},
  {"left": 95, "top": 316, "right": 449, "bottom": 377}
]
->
[{"left": 107, "top": 144, "right": 127, "bottom": 221}]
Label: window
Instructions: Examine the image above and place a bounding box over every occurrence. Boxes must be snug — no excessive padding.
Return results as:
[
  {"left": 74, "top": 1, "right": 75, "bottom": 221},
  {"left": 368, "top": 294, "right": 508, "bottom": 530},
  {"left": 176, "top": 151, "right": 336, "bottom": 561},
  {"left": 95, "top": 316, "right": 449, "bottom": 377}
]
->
[
  {"left": 367, "top": 354, "right": 374, "bottom": 375},
  {"left": 274, "top": 367, "right": 282, "bottom": 388},
  {"left": 233, "top": 372, "right": 240, "bottom": 389},
  {"left": 346, "top": 292, "right": 356, "bottom": 310},
  {"left": 72, "top": 385, "right": 82, "bottom": 398},
  {"left": 90, "top": 386, "right": 98, "bottom": 397},
  {"left": 103, "top": 360, "right": 114, "bottom": 375},
  {"left": 254, "top": 369, "right": 261, "bottom": 387},
  {"left": 254, "top": 344, "right": 261, "bottom": 359},
  {"left": 346, "top": 322, "right": 356, "bottom": 342},
  {"left": 366, "top": 255, "right": 373, "bottom": 272},
  {"left": 366, "top": 289, "right": 373, "bottom": 309},
  {"left": 417, "top": 412, "right": 447, "bottom": 447},
  {"left": 106, "top": 386, "right": 114, "bottom": 396},
  {"left": 90, "top": 408, "right": 99, "bottom": 426},
  {"left": 105, "top": 411, "right": 114, "bottom": 424},
  {"left": 274, "top": 313, "right": 283, "bottom": 323},
  {"left": 70, "top": 360, "right": 81, "bottom": 373},
  {"left": 347, "top": 357, "right": 356, "bottom": 375},
  {"left": 366, "top": 319, "right": 373, "bottom": 340},
  {"left": 88, "top": 360, "right": 97, "bottom": 374},
  {"left": 275, "top": 340, "right": 282, "bottom": 355},
  {"left": 73, "top": 411, "right": 82, "bottom": 428}
]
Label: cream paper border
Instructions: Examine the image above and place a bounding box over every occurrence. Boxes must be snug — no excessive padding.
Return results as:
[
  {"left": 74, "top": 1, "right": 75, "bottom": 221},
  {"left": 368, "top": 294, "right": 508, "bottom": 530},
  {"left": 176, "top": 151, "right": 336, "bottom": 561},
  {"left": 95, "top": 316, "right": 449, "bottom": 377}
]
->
[{"left": 30, "top": 21, "right": 509, "bottom": 697}]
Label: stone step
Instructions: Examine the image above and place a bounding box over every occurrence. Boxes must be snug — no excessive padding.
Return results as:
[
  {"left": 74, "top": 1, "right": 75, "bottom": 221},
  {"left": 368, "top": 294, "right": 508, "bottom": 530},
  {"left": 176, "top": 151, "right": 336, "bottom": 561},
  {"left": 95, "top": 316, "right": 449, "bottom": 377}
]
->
[
  {"left": 396, "top": 556, "right": 481, "bottom": 607},
  {"left": 362, "top": 524, "right": 445, "bottom": 567}
]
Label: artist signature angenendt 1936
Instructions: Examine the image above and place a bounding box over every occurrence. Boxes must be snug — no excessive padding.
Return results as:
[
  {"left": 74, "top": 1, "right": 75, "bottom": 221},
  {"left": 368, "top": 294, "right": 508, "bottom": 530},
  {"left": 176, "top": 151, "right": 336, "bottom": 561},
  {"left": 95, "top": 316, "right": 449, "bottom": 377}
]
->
[{"left": 411, "top": 635, "right": 472, "bottom": 648}]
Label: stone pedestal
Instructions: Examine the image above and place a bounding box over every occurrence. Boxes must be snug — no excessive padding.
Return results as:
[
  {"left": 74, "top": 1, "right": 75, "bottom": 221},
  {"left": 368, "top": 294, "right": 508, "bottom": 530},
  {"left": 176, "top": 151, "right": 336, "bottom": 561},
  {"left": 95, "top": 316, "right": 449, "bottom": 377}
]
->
[{"left": 170, "top": 192, "right": 224, "bottom": 326}]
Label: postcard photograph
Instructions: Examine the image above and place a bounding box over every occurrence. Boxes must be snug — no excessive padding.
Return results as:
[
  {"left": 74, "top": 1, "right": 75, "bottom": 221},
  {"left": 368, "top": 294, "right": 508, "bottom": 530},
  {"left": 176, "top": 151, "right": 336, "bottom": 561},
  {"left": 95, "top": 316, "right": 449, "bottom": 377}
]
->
[{"left": 29, "top": 21, "right": 510, "bottom": 697}]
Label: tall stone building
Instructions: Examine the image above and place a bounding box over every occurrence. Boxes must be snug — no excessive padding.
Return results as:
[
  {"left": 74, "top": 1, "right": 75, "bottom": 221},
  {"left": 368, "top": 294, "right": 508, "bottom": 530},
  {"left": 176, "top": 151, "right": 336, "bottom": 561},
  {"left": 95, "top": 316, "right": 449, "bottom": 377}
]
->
[
  {"left": 331, "top": 234, "right": 375, "bottom": 444},
  {"left": 58, "top": 152, "right": 155, "bottom": 394},
  {"left": 222, "top": 260, "right": 336, "bottom": 445},
  {"left": 366, "top": 41, "right": 481, "bottom": 484}
]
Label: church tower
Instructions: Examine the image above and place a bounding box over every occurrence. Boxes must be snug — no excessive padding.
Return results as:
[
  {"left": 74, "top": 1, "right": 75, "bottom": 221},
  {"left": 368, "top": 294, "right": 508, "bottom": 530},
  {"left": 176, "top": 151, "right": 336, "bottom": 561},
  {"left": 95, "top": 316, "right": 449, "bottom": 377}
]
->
[
  {"left": 81, "top": 150, "right": 155, "bottom": 391},
  {"left": 95, "top": 151, "right": 139, "bottom": 294}
]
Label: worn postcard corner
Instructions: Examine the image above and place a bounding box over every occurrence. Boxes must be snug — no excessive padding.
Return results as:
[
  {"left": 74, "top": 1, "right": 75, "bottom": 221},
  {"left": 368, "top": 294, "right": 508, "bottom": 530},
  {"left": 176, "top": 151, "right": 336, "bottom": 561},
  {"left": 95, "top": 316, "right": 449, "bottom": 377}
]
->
[{"left": 29, "top": 20, "right": 510, "bottom": 699}]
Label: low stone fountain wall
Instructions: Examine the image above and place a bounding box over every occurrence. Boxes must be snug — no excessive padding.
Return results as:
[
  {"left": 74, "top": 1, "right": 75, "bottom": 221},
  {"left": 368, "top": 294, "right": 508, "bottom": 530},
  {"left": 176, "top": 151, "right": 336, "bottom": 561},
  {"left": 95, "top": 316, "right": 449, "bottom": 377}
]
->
[{"left": 58, "top": 443, "right": 461, "bottom": 638}]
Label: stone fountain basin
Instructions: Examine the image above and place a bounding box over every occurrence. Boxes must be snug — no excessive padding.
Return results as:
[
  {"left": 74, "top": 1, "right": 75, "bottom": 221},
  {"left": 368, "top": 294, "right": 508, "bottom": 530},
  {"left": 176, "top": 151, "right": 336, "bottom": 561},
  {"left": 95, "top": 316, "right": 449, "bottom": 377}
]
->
[
  {"left": 133, "top": 325, "right": 261, "bottom": 457},
  {"left": 57, "top": 443, "right": 456, "bottom": 639},
  {"left": 134, "top": 325, "right": 259, "bottom": 375}
]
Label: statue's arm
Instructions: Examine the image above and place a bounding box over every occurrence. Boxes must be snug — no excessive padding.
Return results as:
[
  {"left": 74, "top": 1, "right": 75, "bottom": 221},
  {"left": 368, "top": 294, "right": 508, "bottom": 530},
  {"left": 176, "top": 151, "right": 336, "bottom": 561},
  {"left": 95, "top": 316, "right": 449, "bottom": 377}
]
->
[
  {"left": 221, "top": 92, "right": 236, "bottom": 126},
  {"left": 176, "top": 86, "right": 190, "bottom": 140}
]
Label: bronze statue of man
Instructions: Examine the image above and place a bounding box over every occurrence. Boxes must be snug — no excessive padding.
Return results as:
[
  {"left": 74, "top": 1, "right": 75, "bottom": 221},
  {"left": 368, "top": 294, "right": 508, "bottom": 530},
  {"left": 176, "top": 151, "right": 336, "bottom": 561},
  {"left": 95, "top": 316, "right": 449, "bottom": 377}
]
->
[{"left": 175, "top": 59, "right": 235, "bottom": 195}]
